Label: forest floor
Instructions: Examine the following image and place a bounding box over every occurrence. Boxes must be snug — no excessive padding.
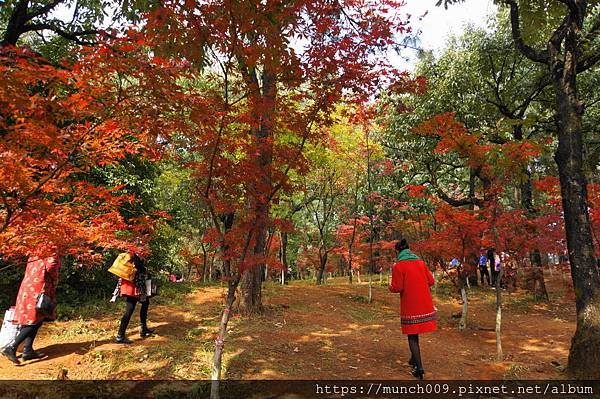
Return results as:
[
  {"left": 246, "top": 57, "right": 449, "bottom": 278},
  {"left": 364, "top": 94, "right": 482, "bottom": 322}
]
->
[{"left": 0, "top": 271, "right": 575, "bottom": 381}]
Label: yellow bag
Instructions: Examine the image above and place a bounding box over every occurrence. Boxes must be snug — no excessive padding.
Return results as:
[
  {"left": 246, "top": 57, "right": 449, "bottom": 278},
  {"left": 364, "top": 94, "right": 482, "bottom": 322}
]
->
[{"left": 108, "top": 253, "right": 136, "bottom": 282}]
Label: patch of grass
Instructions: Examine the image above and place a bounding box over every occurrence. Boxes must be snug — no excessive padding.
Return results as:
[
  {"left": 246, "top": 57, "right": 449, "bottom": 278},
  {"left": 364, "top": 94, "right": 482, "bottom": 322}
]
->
[
  {"left": 152, "top": 281, "right": 196, "bottom": 306},
  {"left": 288, "top": 278, "right": 318, "bottom": 286},
  {"left": 57, "top": 299, "right": 118, "bottom": 321},
  {"left": 185, "top": 327, "right": 205, "bottom": 340},
  {"left": 504, "top": 363, "right": 529, "bottom": 379},
  {"left": 347, "top": 306, "right": 378, "bottom": 322},
  {"left": 263, "top": 281, "right": 284, "bottom": 294},
  {"left": 55, "top": 282, "right": 197, "bottom": 321},
  {"left": 505, "top": 293, "right": 538, "bottom": 312},
  {"left": 289, "top": 301, "right": 312, "bottom": 312},
  {"left": 349, "top": 294, "right": 370, "bottom": 304},
  {"left": 432, "top": 280, "right": 458, "bottom": 301},
  {"left": 48, "top": 318, "right": 112, "bottom": 341},
  {"left": 193, "top": 338, "right": 216, "bottom": 353}
]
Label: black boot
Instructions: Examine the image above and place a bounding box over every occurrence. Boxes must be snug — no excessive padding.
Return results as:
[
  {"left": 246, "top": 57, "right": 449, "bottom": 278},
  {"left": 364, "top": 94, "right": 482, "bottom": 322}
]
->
[
  {"left": 115, "top": 335, "right": 133, "bottom": 344},
  {"left": 411, "top": 368, "right": 425, "bottom": 380},
  {"left": 140, "top": 327, "right": 155, "bottom": 338},
  {"left": 1, "top": 345, "right": 19, "bottom": 365},
  {"left": 22, "top": 350, "right": 46, "bottom": 361}
]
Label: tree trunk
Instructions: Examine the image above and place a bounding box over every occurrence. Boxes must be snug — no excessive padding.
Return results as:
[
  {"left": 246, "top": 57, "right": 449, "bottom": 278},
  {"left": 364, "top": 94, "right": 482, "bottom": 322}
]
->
[
  {"left": 1, "top": 0, "right": 29, "bottom": 47},
  {"left": 348, "top": 260, "right": 353, "bottom": 284},
  {"left": 210, "top": 273, "right": 239, "bottom": 399},
  {"left": 549, "top": 28, "right": 600, "bottom": 377},
  {"left": 316, "top": 251, "right": 327, "bottom": 285},
  {"left": 459, "top": 287, "right": 468, "bottom": 330},
  {"left": 367, "top": 270, "right": 372, "bottom": 304},
  {"left": 280, "top": 231, "right": 288, "bottom": 285},
  {"left": 238, "top": 64, "right": 276, "bottom": 314},
  {"left": 201, "top": 244, "right": 209, "bottom": 283},
  {"left": 495, "top": 268, "right": 503, "bottom": 362},
  {"left": 240, "top": 261, "right": 265, "bottom": 315}
]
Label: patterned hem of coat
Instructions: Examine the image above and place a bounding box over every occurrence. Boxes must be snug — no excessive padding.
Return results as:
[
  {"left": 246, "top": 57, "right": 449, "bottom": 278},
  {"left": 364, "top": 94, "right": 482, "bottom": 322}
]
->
[{"left": 401, "top": 312, "right": 437, "bottom": 325}]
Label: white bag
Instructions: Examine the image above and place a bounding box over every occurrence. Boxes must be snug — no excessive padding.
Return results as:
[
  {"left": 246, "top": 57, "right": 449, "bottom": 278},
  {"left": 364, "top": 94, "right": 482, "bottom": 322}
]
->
[
  {"left": 145, "top": 279, "right": 158, "bottom": 297},
  {"left": 0, "top": 307, "right": 19, "bottom": 349}
]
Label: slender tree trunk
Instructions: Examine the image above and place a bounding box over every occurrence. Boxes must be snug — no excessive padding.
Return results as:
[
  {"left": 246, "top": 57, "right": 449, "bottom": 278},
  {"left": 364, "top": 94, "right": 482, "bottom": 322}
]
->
[
  {"left": 281, "top": 231, "right": 288, "bottom": 285},
  {"left": 209, "top": 255, "right": 215, "bottom": 281},
  {"left": 201, "top": 244, "right": 209, "bottom": 283},
  {"left": 459, "top": 287, "right": 468, "bottom": 330},
  {"left": 367, "top": 270, "right": 372, "bottom": 304},
  {"left": 211, "top": 273, "right": 240, "bottom": 399},
  {"left": 348, "top": 259, "right": 353, "bottom": 284},
  {"left": 209, "top": 212, "right": 235, "bottom": 399},
  {"left": 495, "top": 268, "right": 503, "bottom": 362}
]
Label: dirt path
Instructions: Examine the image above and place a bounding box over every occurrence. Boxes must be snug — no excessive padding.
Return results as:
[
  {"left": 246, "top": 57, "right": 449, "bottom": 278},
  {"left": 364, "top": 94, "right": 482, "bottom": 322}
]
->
[{"left": 0, "top": 276, "right": 575, "bottom": 380}]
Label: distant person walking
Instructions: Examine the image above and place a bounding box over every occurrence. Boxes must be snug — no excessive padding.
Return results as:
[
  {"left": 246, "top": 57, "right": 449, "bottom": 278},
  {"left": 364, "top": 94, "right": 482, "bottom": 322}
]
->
[
  {"left": 492, "top": 252, "right": 502, "bottom": 288},
  {"left": 487, "top": 248, "right": 498, "bottom": 286},
  {"left": 114, "top": 251, "right": 155, "bottom": 344},
  {"left": 450, "top": 257, "right": 460, "bottom": 269},
  {"left": 389, "top": 239, "right": 437, "bottom": 380},
  {"left": 1, "top": 251, "right": 61, "bottom": 365},
  {"left": 478, "top": 251, "right": 490, "bottom": 286}
]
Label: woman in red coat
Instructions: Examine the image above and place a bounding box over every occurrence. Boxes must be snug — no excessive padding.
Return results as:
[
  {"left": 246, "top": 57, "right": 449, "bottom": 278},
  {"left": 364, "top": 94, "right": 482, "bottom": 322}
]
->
[
  {"left": 1, "top": 254, "right": 60, "bottom": 365},
  {"left": 389, "top": 239, "right": 436, "bottom": 379}
]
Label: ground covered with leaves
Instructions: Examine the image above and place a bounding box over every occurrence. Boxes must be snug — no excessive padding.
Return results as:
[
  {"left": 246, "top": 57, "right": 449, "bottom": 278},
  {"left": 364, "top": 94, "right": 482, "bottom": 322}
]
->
[{"left": 0, "top": 273, "right": 574, "bottom": 381}]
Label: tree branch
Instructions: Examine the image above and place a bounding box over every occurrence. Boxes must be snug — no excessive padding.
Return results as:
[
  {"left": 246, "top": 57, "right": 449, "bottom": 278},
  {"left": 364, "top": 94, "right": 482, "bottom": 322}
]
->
[
  {"left": 25, "top": 0, "right": 65, "bottom": 22},
  {"left": 503, "top": 0, "right": 549, "bottom": 64},
  {"left": 578, "top": 46, "right": 600, "bottom": 72},
  {"left": 23, "top": 23, "right": 98, "bottom": 45}
]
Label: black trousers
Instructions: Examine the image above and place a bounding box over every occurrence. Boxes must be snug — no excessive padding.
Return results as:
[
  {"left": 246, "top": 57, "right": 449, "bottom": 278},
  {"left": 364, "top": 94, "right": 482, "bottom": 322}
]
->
[
  {"left": 479, "top": 266, "right": 490, "bottom": 285},
  {"left": 491, "top": 268, "right": 499, "bottom": 286},
  {"left": 12, "top": 322, "right": 43, "bottom": 353},
  {"left": 407, "top": 334, "right": 423, "bottom": 370},
  {"left": 117, "top": 296, "right": 150, "bottom": 337}
]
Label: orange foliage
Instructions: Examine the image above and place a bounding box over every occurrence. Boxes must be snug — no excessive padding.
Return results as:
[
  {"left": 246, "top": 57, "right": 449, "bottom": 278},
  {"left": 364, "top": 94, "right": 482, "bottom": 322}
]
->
[{"left": 0, "top": 46, "right": 176, "bottom": 258}]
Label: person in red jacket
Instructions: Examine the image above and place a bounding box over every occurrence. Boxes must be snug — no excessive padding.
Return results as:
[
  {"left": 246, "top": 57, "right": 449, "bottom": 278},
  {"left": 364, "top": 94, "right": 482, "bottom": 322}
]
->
[
  {"left": 389, "top": 239, "right": 437, "bottom": 379},
  {"left": 1, "top": 253, "right": 60, "bottom": 365},
  {"left": 114, "top": 252, "right": 155, "bottom": 344}
]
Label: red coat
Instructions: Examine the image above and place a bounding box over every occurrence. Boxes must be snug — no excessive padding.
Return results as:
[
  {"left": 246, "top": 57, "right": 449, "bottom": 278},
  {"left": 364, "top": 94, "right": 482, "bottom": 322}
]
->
[
  {"left": 389, "top": 258, "right": 437, "bottom": 335},
  {"left": 14, "top": 256, "right": 61, "bottom": 325}
]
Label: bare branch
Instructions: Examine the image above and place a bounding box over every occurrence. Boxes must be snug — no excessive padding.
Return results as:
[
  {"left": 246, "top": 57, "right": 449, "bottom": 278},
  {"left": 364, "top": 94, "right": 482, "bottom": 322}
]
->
[{"left": 23, "top": 23, "right": 98, "bottom": 45}]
